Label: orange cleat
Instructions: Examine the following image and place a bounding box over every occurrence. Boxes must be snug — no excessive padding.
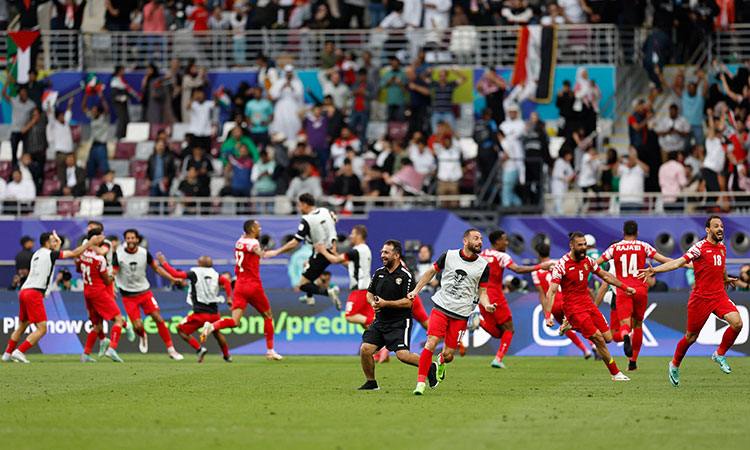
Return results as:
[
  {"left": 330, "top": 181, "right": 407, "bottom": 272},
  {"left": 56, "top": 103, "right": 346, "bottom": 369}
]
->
[{"left": 458, "top": 341, "right": 467, "bottom": 357}]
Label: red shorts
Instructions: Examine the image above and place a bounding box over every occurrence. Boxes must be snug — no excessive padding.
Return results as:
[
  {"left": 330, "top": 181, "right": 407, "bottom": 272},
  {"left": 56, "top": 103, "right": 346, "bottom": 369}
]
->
[
  {"left": 345, "top": 290, "right": 374, "bottom": 322},
  {"left": 686, "top": 295, "right": 739, "bottom": 334},
  {"left": 551, "top": 295, "right": 565, "bottom": 324},
  {"left": 85, "top": 293, "right": 121, "bottom": 323},
  {"left": 566, "top": 304, "right": 609, "bottom": 338},
  {"left": 616, "top": 289, "right": 648, "bottom": 322},
  {"left": 122, "top": 291, "right": 159, "bottom": 322},
  {"left": 178, "top": 312, "right": 221, "bottom": 335},
  {"left": 412, "top": 295, "right": 429, "bottom": 324},
  {"left": 479, "top": 295, "right": 512, "bottom": 330},
  {"left": 233, "top": 281, "right": 270, "bottom": 314},
  {"left": 426, "top": 308, "right": 467, "bottom": 349},
  {"left": 19, "top": 289, "right": 46, "bottom": 324}
]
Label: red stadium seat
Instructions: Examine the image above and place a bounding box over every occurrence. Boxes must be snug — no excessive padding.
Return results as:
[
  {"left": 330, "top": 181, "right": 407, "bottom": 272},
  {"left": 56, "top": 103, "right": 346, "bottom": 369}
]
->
[
  {"left": 44, "top": 161, "right": 57, "bottom": 178},
  {"left": 130, "top": 160, "right": 148, "bottom": 178},
  {"left": 114, "top": 142, "right": 136, "bottom": 159},
  {"left": 70, "top": 125, "right": 82, "bottom": 143},
  {"left": 42, "top": 178, "right": 61, "bottom": 196},
  {"left": 387, "top": 121, "right": 408, "bottom": 141},
  {"left": 149, "top": 124, "right": 172, "bottom": 141},
  {"left": 57, "top": 199, "right": 80, "bottom": 217},
  {"left": 88, "top": 177, "right": 104, "bottom": 196},
  {"left": 135, "top": 178, "right": 150, "bottom": 196},
  {"left": 0, "top": 161, "right": 11, "bottom": 179},
  {"left": 460, "top": 159, "right": 477, "bottom": 192}
]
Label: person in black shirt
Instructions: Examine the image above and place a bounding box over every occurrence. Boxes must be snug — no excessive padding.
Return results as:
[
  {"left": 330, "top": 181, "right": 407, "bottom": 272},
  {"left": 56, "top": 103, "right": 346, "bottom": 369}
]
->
[
  {"left": 15, "top": 236, "right": 35, "bottom": 279},
  {"left": 358, "top": 239, "right": 437, "bottom": 390}
]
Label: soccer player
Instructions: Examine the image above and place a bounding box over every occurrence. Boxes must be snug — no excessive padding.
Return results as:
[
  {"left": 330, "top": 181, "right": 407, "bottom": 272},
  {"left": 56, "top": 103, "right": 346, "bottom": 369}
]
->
[
  {"left": 264, "top": 193, "right": 342, "bottom": 309},
  {"left": 200, "top": 219, "right": 283, "bottom": 360},
  {"left": 638, "top": 216, "right": 743, "bottom": 386},
  {"left": 2, "top": 231, "right": 104, "bottom": 363},
  {"left": 595, "top": 220, "right": 673, "bottom": 371},
  {"left": 358, "top": 239, "right": 432, "bottom": 390},
  {"left": 544, "top": 232, "right": 636, "bottom": 381},
  {"left": 409, "top": 229, "right": 495, "bottom": 395},
  {"left": 112, "top": 229, "right": 184, "bottom": 360},
  {"left": 531, "top": 242, "right": 593, "bottom": 358},
  {"left": 157, "top": 252, "right": 234, "bottom": 363},
  {"left": 475, "top": 230, "right": 554, "bottom": 368}
]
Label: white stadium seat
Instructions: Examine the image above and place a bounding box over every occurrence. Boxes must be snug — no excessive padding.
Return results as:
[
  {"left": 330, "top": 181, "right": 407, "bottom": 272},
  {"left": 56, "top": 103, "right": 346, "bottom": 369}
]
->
[
  {"left": 548, "top": 136, "right": 566, "bottom": 159},
  {"left": 210, "top": 176, "right": 226, "bottom": 197},
  {"left": 109, "top": 159, "right": 130, "bottom": 177},
  {"left": 124, "top": 122, "right": 150, "bottom": 143},
  {"left": 115, "top": 177, "right": 136, "bottom": 197},
  {"left": 221, "top": 121, "right": 237, "bottom": 142},
  {"left": 0, "top": 141, "right": 11, "bottom": 161},
  {"left": 171, "top": 123, "right": 189, "bottom": 142},
  {"left": 78, "top": 198, "right": 104, "bottom": 217},
  {"left": 126, "top": 199, "right": 149, "bottom": 216},
  {"left": 33, "top": 198, "right": 57, "bottom": 216},
  {"left": 135, "top": 141, "right": 155, "bottom": 160}
]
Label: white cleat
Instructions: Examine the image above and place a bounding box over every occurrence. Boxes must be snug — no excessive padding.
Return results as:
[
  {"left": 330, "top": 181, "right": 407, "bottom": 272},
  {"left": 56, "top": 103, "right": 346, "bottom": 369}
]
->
[
  {"left": 11, "top": 349, "right": 30, "bottom": 363},
  {"left": 266, "top": 349, "right": 284, "bottom": 360},
  {"left": 611, "top": 371, "right": 630, "bottom": 381},
  {"left": 138, "top": 333, "right": 148, "bottom": 353},
  {"left": 200, "top": 321, "right": 213, "bottom": 343},
  {"left": 328, "top": 285, "right": 342, "bottom": 310},
  {"left": 1, "top": 352, "right": 12, "bottom": 362},
  {"left": 125, "top": 325, "right": 136, "bottom": 342},
  {"left": 167, "top": 347, "right": 184, "bottom": 360},
  {"left": 98, "top": 337, "right": 111, "bottom": 358}
]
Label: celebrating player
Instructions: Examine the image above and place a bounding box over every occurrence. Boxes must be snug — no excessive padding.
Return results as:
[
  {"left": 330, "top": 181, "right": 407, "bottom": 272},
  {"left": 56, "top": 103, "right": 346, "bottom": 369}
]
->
[
  {"left": 3, "top": 231, "right": 104, "bottom": 363},
  {"left": 158, "top": 252, "right": 234, "bottom": 363},
  {"left": 531, "top": 242, "right": 593, "bottom": 358},
  {"left": 595, "top": 220, "right": 673, "bottom": 371},
  {"left": 264, "top": 193, "right": 342, "bottom": 309},
  {"left": 200, "top": 219, "right": 283, "bottom": 360},
  {"left": 410, "top": 229, "right": 494, "bottom": 395},
  {"left": 475, "top": 230, "right": 554, "bottom": 368},
  {"left": 112, "top": 229, "right": 184, "bottom": 360},
  {"left": 638, "top": 216, "right": 743, "bottom": 387},
  {"left": 544, "top": 232, "right": 636, "bottom": 381}
]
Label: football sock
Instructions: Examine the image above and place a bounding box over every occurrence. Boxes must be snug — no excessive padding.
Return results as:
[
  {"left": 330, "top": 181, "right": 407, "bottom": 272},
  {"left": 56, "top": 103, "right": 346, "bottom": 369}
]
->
[
  {"left": 84, "top": 330, "right": 98, "bottom": 355},
  {"left": 5, "top": 338, "right": 18, "bottom": 354},
  {"left": 135, "top": 328, "right": 146, "bottom": 338},
  {"left": 717, "top": 326, "right": 740, "bottom": 356},
  {"left": 672, "top": 336, "right": 692, "bottom": 367},
  {"left": 495, "top": 331, "right": 513, "bottom": 361},
  {"left": 110, "top": 325, "right": 122, "bottom": 349},
  {"left": 156, "top": 321, "right": 174, "bottom": 348},
  {"left": 417, "top": 348, "right": 434, "bottom": 383},
  {"left": 605, "top": 357, "right": 619, "bottom": 375},
  {"left": 630, "top": 327, "right": 643, "bottom": 361},
  {"left": 188, "top": 337, "right": 201, "bottom": 351},
  {"left": 565, "top": 331, "right": 587, "bottom": 353},
  {"left": 264, "top": 317, "right": 274, "bottom": 351},
  {"left": 609, "top": 308, "right": 619, "bottom": 332},
  {"left": 17, "top": 340, "right": 32, "bottom": 354},
  {"left": 480, "top": 321, "right": 502, "bottom": 339},
  {"left": 615, "top": 323, "right": 631, "bottom": 342},
  {"left": 220, "top": 344, "right": 230, "bottom": 357},
  {"left": 98, "top": 330, "right": 106, "bottom": 340},
  {"left": 211, "top": 318, "right": 236, "bottom": 331},
  {"left": 300, "top": 282, "right": 328, "bottom": 296}
]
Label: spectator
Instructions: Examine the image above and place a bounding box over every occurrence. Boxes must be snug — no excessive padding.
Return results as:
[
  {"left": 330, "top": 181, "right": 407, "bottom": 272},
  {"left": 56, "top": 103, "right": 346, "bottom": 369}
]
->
[
  {"left": 416, "top": 245, "right": 440, "bottom": 291},
  {"left": 50, "top": 268, "right": 83, "bottom": 292},
  {"left": 178, "top": 166, "right": 210, "bottom": 214},
  {"left": 57, "top": 153, "right": 86, "bottom": 197},
  {"left": 322, "top": 95, "right": 345, "bottom": 147},
  {"left": 15, "top": 236, "right": 34, "bottom": 280},
  {"left": 230, "top": 2, "right": 248, "bottom": 65},
  {"left": 269, "top": 65, "right": 304, "bottom": 147},
  {"left": 406, "top": 66, "right": 431, "bottom": 136},
  {"left": 188, "top": 0, "right": 211, "bottom": 32},
  {"left": 208, "top": 5, "right": 230, "bottom": 29},
  {"left": 226, "top": 143, "right": 254, "bottom": 197},
  {"left": 424, "top": 0, "right": 451, "bottom": 29},
  {"left": 2, "top": 81, "right": 36, "bottom": 170},
  {"left": 646, "top": 274, "right": 669, "bottom": 292},
  {"left": 498, "top": 131, "right": 524, "bottom": 207},
  {"left": 110, "top": 66, "right": 139, "bottom": 139},
  {"left": 474, "top": 108, "right": 499, "bottom": 190},
  {"left": 320, "top": 41, "right": 337, "bottom": 69},
  {"left": 51, "top": 0, "right": 87, "bottom": 31},
  {"left": 628, "top": 98, "right": 652, "bottom": 150},
  {"left": 555, "top": 80, "right": 575, "bottom": 138},
  {"left": 81, "top": 91, "right": 111, "bottom": 179},
  {"left": 47, "top": 98, "right": 75, "bottom": 174},
  {"left": 363, "top": 165, "right": 390, "bottom": 197},
  {"left": 501, "top": 0, "right": 534, "bottom": 24},
  {"left": 499, "top": 104, "right": 526, "bottom": 152},
  {"left": 350, "top": 68, "right": 376, "bottom": 141},
  {"left": 245, "top": 86, "right": 274, "bottom": 149},
  {"left": 369, "top": 0, "right": 387, "bottom": 27},
  {"left": 331, "top": 127, "right": 361, "bottom": 171},
  {"left": 573, "top": 68, "right": 599, "bottom": 135},
  {"left": 300, "top": 105, "right": 330, "bottom": 173},
  {"left": 428, "top": 67, "right": 466, "bottom": 133},
  {"left": 147, "top": 139, "right": 177, "bottom": 197},
  {"left": 221, "top": 126, "right": 259, "bottom": 164},
  {"left": 615, "top": 147, "right": 649, "bottom": 211},
  {"left": 702, "top": 108, "right": 727, "bottom": 196},
  {"left": 182, "top": 145, "right": 213, "bottom": 190},
  {"left": 188, "top": 88, "right": 215, "bottom": 152},
  {"left": 25, "top": 108, "right": 47, "bottom": 180},
  {"left": 287, "top": 161, "right": 323, "bottom": 201},
  {"left": 737, "top": 264, "right": 750, "bottom": 291},
  {"left": 452, "top": 4, "right": 470, "bottom": 26},
  {"left": 558, "top": 0, "right": 591, "bottom": 23},
  {"left": 642, "top": 28, "right": 673, "bottom": 89},
  {"left": 251, "top": 149, "right": 277, "bottom": 212},
  {"left": 521, "top": 112, "right": 551, "bottom": 205},
  {"left": 142, "top": 64, "right": 162, "bottom": 123},
  {"left": 654, "top": 104, "right": 691, "bottom": 153},
  {"left": 4, "top": 169, "right": 35, "bottom": 214},
  {"left": 551, "top": 148, "right": 575, "bottom": 214},
  {"left": 163, "top": 62, "right": 183, "bottom": 121},
  {"left": 105, "top": 0, "right": 138, "bottom": 31},
  {"left": 391, "top": 158, "right": 425, "bottom": 195},
  {"left": 25, "top": 70, "right": 51, "bottom": 108},
  {"left": 659, "top": 151, "right": 689, "bottom": 211},
  {"left": 541, "top": 2, "right": 567, "bottom": 25},
  {"left": 181, "top": 63, "right": 208, "bottom": 123},
  {"left": 434, "top": 135, "right": 462, "bottom": 206},
  {"left": 345, "top": 147, "right": 366, "bottom": 180},
  {"left": 142, "top": 0, "right": 167, "bottom": 55},
  {"left": 17, "top": 153, "right": 42, "bottom": 196},
  {"left": 381, "top": 57, "right": 408, "bottom": 122},
  {"left": 318, "top": 69, "right": 350, "bottom": 111},
  {"left": 331, "top": 158, "right": 363, "bottom": 197},
  {"left": 475, "top": 67, "right": 507, "bottom": 128},
  {"left": 681, "top": 69, "right": 709, "bottom": 147},
  {"left": 97, "top": 170, "right": 124, "bottom": 215}
]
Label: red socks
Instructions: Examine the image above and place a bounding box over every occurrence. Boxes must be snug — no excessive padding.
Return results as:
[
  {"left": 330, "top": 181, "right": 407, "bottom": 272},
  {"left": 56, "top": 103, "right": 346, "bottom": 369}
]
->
[
  {"left": 614, "top": 323, "right": 631, "bottom": 342},
  {"left": 480, "top": 321, "right": 502, "bottom": 339},
  {"left": 17, "top": 340, "right": 32, "bottom": 354},
  {"left": 98, "top": 330, "right": 106, "bottom": 340},
  {"left": 565, "top": 331, "right": 588, "bottom": 353},
  {"left": 672, "top": 336, "right": 692, "bottom": 367},
  {"left": 417, "top": 348, "right": 434, "bottom": 383},
  {"left": 605, "top": 357, "right": 620, "bottom": 375},
  {"left": 156, "top": 321, "right": 173, "bottom": 348},
  {"left": 630, "top": 327, "right": 643, "bottom": 361},
  {"left": 110, "top": 325, "right": 122, "bottom": 350},
  {"left": 717, "top": 326, "right": 740, "bottom": 356},
  {"left": 188, "top": 337, "right": 201, "bottom": 351},
  {"left": 5, "top": 338, "right": 17, "bottom": 354},
  {"left": 264, "top": 317, "right": 274, "bottom": 351},
  {"left": 135, "top": 328, "right": 145, "bottom": 338},
  {"left": 221, "top": 344, "right": 230, "bottom": 357},
  {"left": 84, "top": 330, "right": 98, "bottom": 355},
  {"left": 495, "top": 331, "right": 513, "bottom": 361},
  {"left": 211, "top": 318, "right": 236, "bottom": 331}
]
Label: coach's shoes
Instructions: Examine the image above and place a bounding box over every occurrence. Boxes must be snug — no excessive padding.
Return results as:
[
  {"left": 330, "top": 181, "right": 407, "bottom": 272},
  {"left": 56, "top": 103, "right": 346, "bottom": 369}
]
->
[
  {"left": 1, "top": 352, "right": 12, "bottom": 362},
  {"left": 627, "top": 360, "right": 638, "bottom": 372},
  {"left": 711, "top": 351, "right": 731, "bottom": 374},
  {"left": 125, "top": 325, "right": 136, "bottom": 342},
  {"left": 80, "top": 354, "right": 97, "bottom": 362},
  {"left": 167, "top": 347, "right": 184, "bottom": 360},
  {"left": 358, "top": 380, "right": 380, "bottom": 390},
  {"left": 623, "top": 334, "right": 633, "bottom": 358},
  {"left": 558, "top": 318, "right": 572, "bottom": 336},
  {"left": 413, "top": 382, "right": 426, "bottom": 395},
  {"left": 105, "top": 348, "right": 124, "bottom": 363},
  {"left": 139, "top": 333, "right": 148, "bottom": 353},
  {"left": 98, "top": 337, "right": 111, "bottom": 358},
  {"left": 491, "top": 358, "right": 507, "bottom": 369},
  {"left": 328, "top": 285, "right": 342, "bottom": 310},
  {"left": 197, "top": 347, "right": 208, "bottom": 363},
  {"left": 266, "top": 349, "right": 284, "bottom": 360},
  {"left": 11, "top": 350, "right": 30, "bottom": 363},
  {"left": 427, "top": 362, "right": 439, "bottom": 388},
  {"left": 668, "top": 361, "right": 680, "bottom": 387},
  {"left": 611, "top": 372, "right": 630, "bottom": 381}
]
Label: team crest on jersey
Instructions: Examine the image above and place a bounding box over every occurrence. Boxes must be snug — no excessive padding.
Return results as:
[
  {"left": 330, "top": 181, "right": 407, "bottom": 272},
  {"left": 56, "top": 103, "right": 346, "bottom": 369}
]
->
[
  {"left": 584, "top": 264, "right": 588, "bottom": 270},
  {"left": 396, "top": 278, "right": 402, "bottom": 285}
]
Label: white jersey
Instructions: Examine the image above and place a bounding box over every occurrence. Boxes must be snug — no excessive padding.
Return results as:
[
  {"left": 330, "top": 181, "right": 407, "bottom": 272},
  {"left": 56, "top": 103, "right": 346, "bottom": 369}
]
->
[
  {"left": 295, "top": 207, "right": 337, "bottom": 252},
  {"left": 186, "top": 266, "right": 224, "bottom": 306},
  {"left": 344, "top": 243, "right": 372, "bottom": 290},
  {"left": 431, "top": 249, "right": 490, "bottom": 319},
  {"left": 22, "top": 248, "right": 62, "bottom": 293},
  {"left": 113, "top": 246, "right": 153, "bottom": 295}
]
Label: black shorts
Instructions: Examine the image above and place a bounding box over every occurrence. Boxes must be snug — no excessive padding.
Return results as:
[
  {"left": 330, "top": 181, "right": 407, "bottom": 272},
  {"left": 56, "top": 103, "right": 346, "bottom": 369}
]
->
[
  {"left": 301, "top": 252, "right": 331, "bottom": 282},
  {"left": 362, "top": 318, "right": 412, "bottom": 352}
]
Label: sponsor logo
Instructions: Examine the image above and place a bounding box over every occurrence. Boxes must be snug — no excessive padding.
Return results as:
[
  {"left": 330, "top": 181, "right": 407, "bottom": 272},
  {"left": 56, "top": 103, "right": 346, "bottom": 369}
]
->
[{"left": 697, "top": 305, "right": 749, "bottom": 346}]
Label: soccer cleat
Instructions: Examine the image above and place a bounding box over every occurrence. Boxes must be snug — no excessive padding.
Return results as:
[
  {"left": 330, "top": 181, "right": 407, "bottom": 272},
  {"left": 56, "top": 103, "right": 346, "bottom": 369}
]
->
[
  {"left": 611, "top": 371, "right": 630, "bottom": 381},
  {"left": 328, "top": 285, "right": 342, "bottom": 310},
  {"left": 584, "top": 350, "right": 593, "bottom": 360},
  {"left": 197, "top": 347, "right": 208, "bottom": 363},
  {"left": 358, "top": 380, "right": 380, "bottom": 390},
  {"left": 627, "top": 360, "right": 638, "bottom": 372},
  {"left": 413, "top": 382, "right": 426, "bottom": 395},
  {"left": 491, "top": 358, "right": 507, "bottom": 369},
  {"left": 436, "top": 359, "right": 446, "bottom": 382},
  {"left": 167, "top": 347, "right": 184, "bottom": 360},
  {"left": 223, "top": 355, "right": 233, "bottom": 362},
  {"left": 427, "top": 362, "right": 439, "bottom": 388},
  {"left": 105, "top": 347, "right": 124, "bottom": 362},
  {"left": 668, "top": 362, "right": 680, "bottom": 387},
  {"left": 299, "top": 295, "right": 316, "bottom": 306},
  {"left": 80, "top": 354, "right": 97, "bottom": 363},
  {"left": 623, "top": 334, "right": 633, "bottom": 358},
  {"left": 138, "top": 333, "right": 148, "bottom": 353},
  {"left": 458, "top": 341, "right": 467, "bottom": 357},
  {"left": 200, "top": 322, "right": 213, "bottom": 343},
  {"left": 467, "top": 311, "right": 481, "bottom": 332},
  {"left": 11, "top": 350, "right": 29, "bottom": 363},
  {"left": 1, "top": 352, "right": 12, "bottom": 362},
  {"left": 125, "top": 325, "right": 136, "bottom": 342},
  {"left": 266, "top": 349, "right": 284, "bottom": 360},
  {"left": 711, "top": 351, "right": 731, "bottom": 374},
  {"left": 375, "top": 347, "right": 390, "bottom": 363},
  {"left": 98, "top": 337, "right": 111, "bottom": 358},
  {"left": 558, "top": 318, "right": 572, "bottom": 336}
]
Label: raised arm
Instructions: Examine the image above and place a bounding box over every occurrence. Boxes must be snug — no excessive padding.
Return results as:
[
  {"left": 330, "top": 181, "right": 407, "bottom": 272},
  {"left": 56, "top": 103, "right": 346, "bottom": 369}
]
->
[
  {"left": 81, "top": 92, "right": 91, "bottom": 115},
  {"left": 156, "top": 252, "right": 188, "bottom": 279},
  {"left": 508, "top": 260, "right": 553, "bottom": 274},
  {"left": 264, "top": 237, "right": 301, "bottom": 258},
  {"left": 637, "top": 256, "right": 688, "bottom": 279},
  {"left": 98, "top": 91, "right": 110, "bottom": 115},
  {"left": 150, "top": 259, "right": 179, "bottom": 284},
  {"left": 59, "top": 232, "right": 104, "bottom": 259}
]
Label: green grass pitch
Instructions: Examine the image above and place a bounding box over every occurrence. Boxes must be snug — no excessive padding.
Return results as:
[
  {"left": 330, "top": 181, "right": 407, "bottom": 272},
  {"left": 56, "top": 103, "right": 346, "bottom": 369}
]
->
[{"left": 2, "top": 355, "right": 749, "bottom": 449}]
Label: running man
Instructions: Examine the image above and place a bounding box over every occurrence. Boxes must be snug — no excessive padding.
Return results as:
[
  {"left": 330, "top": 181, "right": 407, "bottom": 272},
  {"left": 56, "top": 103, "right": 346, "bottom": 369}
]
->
[
  {"left": 158, "top": 252, "right": 234, "bottom": 363},
  {"left": 475, "top": 230, "right": 554, "bottom": 368},
  {"left": 595, "top": 220, "right": 673, "bottom": 371},
  {"left": 112, "top": 229, "right": 184, "bottom": 360},
  {"left": 3, "top": 231, "right": 104, "bottom": 363},
  {"left": 544, "top": 232, "right": 635, "bottom": 381},
  {"left": 264, "top": 193, "right": 342, "bottom": 309},
  {"left": 410, "top": 229, "right": 494, "bottom": 395},
  {"left": 638, "top": 215, "right": 743, "bottom": 386},
  {"left": 201, "top": 219, "right": 283, "bottom": 360}
]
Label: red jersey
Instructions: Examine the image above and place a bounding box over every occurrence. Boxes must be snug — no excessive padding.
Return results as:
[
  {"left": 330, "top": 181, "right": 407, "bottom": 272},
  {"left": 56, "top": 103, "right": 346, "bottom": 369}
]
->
[
  {"left": 551, "top": 254, "right": 601, "bottom": 312},
  {"left": 600, "top": 239, "right": 657, "bottom": 292},
  {"left": 682, "top": 239, "right": 727, "bottom": 298},
  {"left": 235, "top": 236, "right": 261, "bottom": 284},
  {"left": 77, "top": 249, "right": 110, "bottom": 298},
  {"left": 188, "top": 8, "right": 210, "bottom": 31},
  {"left": 479, "top": 249, "right": 514, "bottom": 300},
  {"left": 531, "top": 260, "right": 562, "bottom": 301}
]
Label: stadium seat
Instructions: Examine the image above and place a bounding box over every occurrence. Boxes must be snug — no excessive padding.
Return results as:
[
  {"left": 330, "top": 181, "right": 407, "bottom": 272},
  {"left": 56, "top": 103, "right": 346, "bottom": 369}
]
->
[
  {"left": 70, "top": 125, "right": 82, "bottom": 143},
  {"left": 44, "top": 161, "right": 57, "bottom": 178},
  {"left": 109, "top": 159, "right": 130, "bottom": 177},
  {"left": 130, "top": 160, "right": 148, "bottom": 178},
  {"left": 126, "top": 199, "right": 149, "bottom": 216},
  {"left": 449, "top": 26, "right": 478, "bottom": 57},
  {"left": 33, "top": 198, "right": 57, "bottom": 216},
  {"left": 210, "top": 176, "right": 226, "bottom": 197},
  {"left": 124, "top": 122, "right": 150, "bottom": 142},
  {"left": 211, "top": 158, "right": 223, "bottom": 175},
  {"left": 366, "top": 122, "right": 386, "bottom": 141},
  {"left": 210, "top": 139, "right": 220, "bottom": 158},
  {"left": 42, "top": 178, "right": 61, "bottom": 196},
  {"left": 171, "top": 123, "right": 189, "bottom": 142},
  {"left": 135, "top": 141, "right": 155, "bottom": 160},
  {"left": 78, "top": 198, "right": 104, "bottom": 217},
  {"left": 221, "top": 122, "right": 237, "bottom": 142},
  {"left": 387, "top": 122, "right": 408, "bottom": 141},
  {"left": 460, "top": 159, "right": 477, "bottom": 192},
  {"left": 0, "top": 161, "right": 11, "bottom": 179},
  {"left": 114, "top": 142, "right": 136, "bottom": 159},
  {"left": 149, "top": 124, "right": 172, "bottom": 141},
  {"left": 115, "top": 177, "right": 136, "bottom": 197},
  {"left": 135, "top": 178, "right": 150, "bottom": 196},
  {"left": 458, "top": 138, "right": 478, "bottom": 160},
  {"left": 57, "top": 199, "right": 80, "bottom": 217},
  {"left": 88, "top": 177, "right": 104, "bottom": 196},
  {"left": 0, "top": 141, "right": 12, "bottom": 161}
]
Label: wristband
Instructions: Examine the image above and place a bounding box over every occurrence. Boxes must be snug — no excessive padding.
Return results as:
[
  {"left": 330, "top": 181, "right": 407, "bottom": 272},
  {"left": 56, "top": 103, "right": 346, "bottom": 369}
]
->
[
  {"left": 533, "top": 264, "right": 541, "bottom": 271},
  {"left": 544, "top": 311, "right": 551, "bottom": 319}
]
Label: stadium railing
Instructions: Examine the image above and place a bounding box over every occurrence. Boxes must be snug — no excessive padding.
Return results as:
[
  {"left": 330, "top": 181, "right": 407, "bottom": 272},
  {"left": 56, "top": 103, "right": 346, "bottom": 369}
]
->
[{"left": 713, "top": 24, "right": 750, "bottom": 62}]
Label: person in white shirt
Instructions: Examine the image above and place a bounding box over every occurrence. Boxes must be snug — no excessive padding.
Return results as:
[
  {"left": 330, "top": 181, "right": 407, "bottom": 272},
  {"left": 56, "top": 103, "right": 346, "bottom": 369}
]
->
[
  {"left": 318, "top": 69, "right": 350, "bottom": 112},
  {"left": 615, "top": 147, "right": 649, "bottom": 211},
  {"left": 47, "top": 98, "right": 75, "bottom": 174},
  {"left": 654, "top": 103, "right": 691, "bottom": 152},
  {"left": 702, "top": 108, "right": 727, "bottom": 194},
  {"left": 500, "top": 105, "right": 526, "bottom": 154},
  {"left": 498, "top": 130, "right": 524, "bottom": 207},
  {"left": 434, "top": 135, "right": 462, "bottom": 206},
  {"left": 557, "top": 0, "right": 589, "bottom": 24},
  {"left": 423, "top": 0, "right": 451, "bottom": 30},
  {"left": 408, "top": 136, "right": 437, "bottom": 180},
  {"left": 5, "top": 169, "right": 36, "bottom": 215},
  {"left": 551, "top": 148, "right": 575, "bottom": 214},
  {"left": 188, "top": 89, "right": 215, "bottom": 152}
]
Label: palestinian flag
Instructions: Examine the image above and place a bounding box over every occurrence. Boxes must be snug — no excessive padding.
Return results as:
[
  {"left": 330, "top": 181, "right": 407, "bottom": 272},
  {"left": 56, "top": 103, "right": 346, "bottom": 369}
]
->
[
  {"left": 84, "top": 73, "right": 104, "bottom": 95},
  {"left": 41, "top": 89, "right": 58, "bottom": 111},
  {"left": 510, "top": 25, "right": 557, "bottom": 103},
  {"left": 7, "top": 30, "right": 40, "bottom": 85},
  {"left": 215, "top": 86, "right": 231, "bottom": 109}
]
